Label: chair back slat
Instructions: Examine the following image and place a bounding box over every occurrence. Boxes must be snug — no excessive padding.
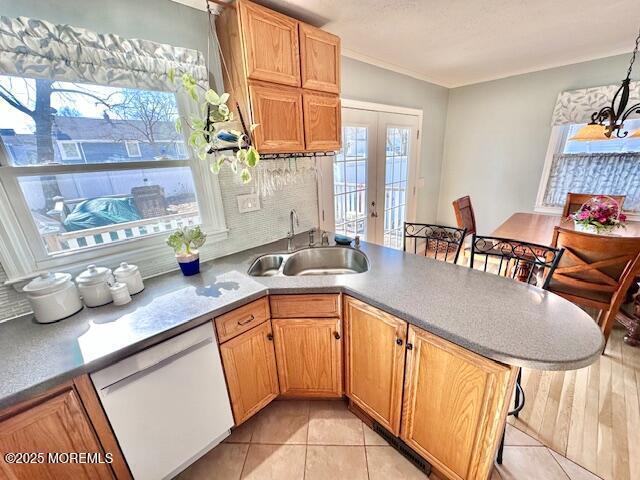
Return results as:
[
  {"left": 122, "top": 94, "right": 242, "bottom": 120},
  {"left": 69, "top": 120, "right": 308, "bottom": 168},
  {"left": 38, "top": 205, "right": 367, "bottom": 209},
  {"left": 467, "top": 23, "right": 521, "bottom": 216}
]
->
[
  {"left": 468, "top": 234, "right": 563, "bottom": 289},
  {"left": 452, "top": 196, "right": 476, "bottom": 234},
  {"left": 561, "top": 193, "right": 626, "bottom": 217},
  {"left": 403, "top": 223, "right": 466, "bottom": 264}
]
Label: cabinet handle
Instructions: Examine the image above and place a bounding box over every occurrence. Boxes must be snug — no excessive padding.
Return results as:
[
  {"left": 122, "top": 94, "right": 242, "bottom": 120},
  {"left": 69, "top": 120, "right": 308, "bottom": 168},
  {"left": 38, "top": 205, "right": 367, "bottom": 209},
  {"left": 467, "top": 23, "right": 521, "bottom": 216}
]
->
[
  {"left": 334, "top": 331, "right": 341, "bottom": 340},
  {"left": 267, "top": 333, "right": 273, "bottom": 341},
  {"left": 396, "top": 338, "right": 403, "bottom": 346},
  {"left": 237, "top": 314, "right": 255, "bottom": 326},
  {"left": 406, "top": 343, "right": 413, "bottom": 350}
]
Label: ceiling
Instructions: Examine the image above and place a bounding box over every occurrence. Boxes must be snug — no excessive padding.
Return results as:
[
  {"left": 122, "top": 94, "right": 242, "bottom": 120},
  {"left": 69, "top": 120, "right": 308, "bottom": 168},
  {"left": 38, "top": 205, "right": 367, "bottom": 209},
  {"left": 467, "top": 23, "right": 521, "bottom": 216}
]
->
[{"left": 176, "top": 0, "right": 640, "bottom": 88}]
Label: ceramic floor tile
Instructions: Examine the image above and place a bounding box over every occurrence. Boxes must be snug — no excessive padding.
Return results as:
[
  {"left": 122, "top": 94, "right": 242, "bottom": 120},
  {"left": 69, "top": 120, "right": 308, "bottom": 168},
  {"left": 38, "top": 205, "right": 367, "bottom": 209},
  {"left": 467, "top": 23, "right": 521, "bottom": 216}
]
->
[
  {"left": 305, "top": 445, "right": 368, "bottom": 480},
  {"left": 363, "top": 425, "right": 389, "bottom": 446},
  {"left": 366, "top": 446, "right": 428, "bottom": 480},
  {"left": 548, "top": 449, "right": 602, "bottom": 480},
  {"left": 250, "top": 400, "right": 309, "bottom": 444},
  {"left": 504, "top": 424, "right": 542, "bottom": 446},
  {"left": 307, "top": 400, "right": 364, "bottom": 445},
  {"left": 240, "top": 444, "right": 305, "bottom": 480},
  {"left": 176, "top": 443, "right": 249, "bottom": 480},
  {"left": 496, "top": 446, "right": 570, "bottom": 480},
  {"left": 225, "top": 417, "right": 255, "bottom": 443}
]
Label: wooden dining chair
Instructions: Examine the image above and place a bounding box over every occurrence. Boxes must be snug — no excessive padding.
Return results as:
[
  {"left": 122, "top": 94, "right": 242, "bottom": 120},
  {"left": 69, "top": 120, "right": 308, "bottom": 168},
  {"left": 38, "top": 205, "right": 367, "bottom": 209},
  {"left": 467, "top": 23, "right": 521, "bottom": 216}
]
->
[
  {"left": 468, "top": 234, "right": 564, "bottom": 464},
  {"left": 403, "top": 223, "right": 466, "bottom": 263},
  {"left": 452, "top": 196, "right": 476, "bottom": 235},
  {"left": 561, "top": 193, "right": 626, "bottom": 217},
  {"left": 548, "top": 226, "right": 640, "bottom": 344}
]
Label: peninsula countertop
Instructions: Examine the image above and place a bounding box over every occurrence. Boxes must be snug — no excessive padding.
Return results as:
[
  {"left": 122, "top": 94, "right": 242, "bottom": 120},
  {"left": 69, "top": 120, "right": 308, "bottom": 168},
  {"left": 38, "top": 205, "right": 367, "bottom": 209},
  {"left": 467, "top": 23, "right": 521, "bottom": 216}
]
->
[{"left": 0, "top": 235, "right": 604, "bottom": 409}]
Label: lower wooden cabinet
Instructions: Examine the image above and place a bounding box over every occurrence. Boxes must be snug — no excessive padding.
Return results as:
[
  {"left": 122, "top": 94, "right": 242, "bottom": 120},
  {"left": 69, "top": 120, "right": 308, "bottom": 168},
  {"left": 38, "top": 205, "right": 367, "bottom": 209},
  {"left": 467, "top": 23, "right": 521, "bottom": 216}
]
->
[
  {"left": 220, "top": 320, "right": 280, "bottom": 424},
  {"left": 272, "top": 318, "right": 342, "bottom": 397},
  {"left": 344, "top": 296, "right": 407, "bottom": 435},
  {"left": 0, "top": 384, "right": 121, "bottom": 480},
  {"left": 401, "top": 326, "right": 518, "bottom": 480}
]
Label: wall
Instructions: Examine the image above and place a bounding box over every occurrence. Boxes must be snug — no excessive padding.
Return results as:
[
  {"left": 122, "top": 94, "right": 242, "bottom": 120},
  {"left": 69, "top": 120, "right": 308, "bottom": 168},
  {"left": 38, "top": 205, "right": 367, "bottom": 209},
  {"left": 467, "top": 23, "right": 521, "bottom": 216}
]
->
[
  {"left": 341, "top": 57, "right": 449, "bottom": 223},
  {"left": 0, "top": 0, "right": 317, "bottom": 321},
  {"left": 436, "top": 53, "right": 633, "bottom": 233}
]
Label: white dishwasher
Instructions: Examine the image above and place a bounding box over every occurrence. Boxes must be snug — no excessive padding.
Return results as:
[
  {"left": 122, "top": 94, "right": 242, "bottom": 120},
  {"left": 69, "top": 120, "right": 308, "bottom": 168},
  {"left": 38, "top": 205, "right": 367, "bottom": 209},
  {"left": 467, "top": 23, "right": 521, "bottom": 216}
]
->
[{"left": 91, "top": 322, "right": 233, "bottom": 480}]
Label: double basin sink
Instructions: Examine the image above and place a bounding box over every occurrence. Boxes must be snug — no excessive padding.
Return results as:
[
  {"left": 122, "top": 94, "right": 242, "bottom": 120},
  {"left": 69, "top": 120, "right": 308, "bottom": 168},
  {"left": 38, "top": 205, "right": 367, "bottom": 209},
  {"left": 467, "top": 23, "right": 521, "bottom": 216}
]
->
[{"left": 248, "top": 246, "right": 369, "bottom": 277}]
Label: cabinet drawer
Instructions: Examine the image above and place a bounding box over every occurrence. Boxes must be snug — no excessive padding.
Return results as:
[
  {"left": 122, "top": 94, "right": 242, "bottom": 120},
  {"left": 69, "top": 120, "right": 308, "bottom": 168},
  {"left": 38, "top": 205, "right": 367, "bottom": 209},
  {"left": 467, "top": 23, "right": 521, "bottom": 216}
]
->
[
  {"left": 270, "top": 294, "right": 341, "bottom": 318},
  {"left": 215, "top": 297, "right": 270, "bottom": 343}
]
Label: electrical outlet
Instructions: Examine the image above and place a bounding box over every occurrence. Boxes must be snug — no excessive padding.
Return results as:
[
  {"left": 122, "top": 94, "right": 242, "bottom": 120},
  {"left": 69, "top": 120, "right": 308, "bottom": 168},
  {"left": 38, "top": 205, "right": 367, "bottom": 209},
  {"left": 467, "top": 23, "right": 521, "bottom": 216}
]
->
[{"left": 237, "top": 193, "right": 260, "bottom": 213}]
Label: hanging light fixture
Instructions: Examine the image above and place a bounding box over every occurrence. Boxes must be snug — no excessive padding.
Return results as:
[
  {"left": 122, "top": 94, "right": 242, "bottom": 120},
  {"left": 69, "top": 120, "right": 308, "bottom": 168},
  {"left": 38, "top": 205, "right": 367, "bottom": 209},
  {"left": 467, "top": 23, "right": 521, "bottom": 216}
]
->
[{"left": 571, "top": 27, "right": 640, "bottom": 141}]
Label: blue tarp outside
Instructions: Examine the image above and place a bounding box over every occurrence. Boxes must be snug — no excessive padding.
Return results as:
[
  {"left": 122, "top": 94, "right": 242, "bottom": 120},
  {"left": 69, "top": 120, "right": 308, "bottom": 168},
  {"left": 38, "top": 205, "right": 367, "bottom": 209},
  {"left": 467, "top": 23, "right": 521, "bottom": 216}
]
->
[{"left": 63, "top": 197, "right": 141, "bottom": 232}]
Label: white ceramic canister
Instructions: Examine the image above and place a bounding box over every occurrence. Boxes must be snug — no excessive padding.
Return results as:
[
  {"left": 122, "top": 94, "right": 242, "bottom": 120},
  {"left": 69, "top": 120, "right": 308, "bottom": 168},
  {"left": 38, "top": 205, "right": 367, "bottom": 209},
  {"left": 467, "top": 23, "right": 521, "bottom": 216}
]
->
[
  {"left": 75, "top": 264, "right": 114, "bottom": 307},
  {"left": 113, "top": 262, "right": 144, "bottom": 295},
  {"left": 109, "top": 282, "right": 132, "bottom": 306},
  {"left": 23, "top": 272, "right": 83, "bottom": 323}
]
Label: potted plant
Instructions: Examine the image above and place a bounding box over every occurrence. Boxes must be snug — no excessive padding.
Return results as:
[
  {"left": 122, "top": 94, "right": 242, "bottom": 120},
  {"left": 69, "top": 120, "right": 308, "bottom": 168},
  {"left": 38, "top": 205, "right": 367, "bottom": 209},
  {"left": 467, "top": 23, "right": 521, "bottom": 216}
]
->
[
  {"left": 570, "top": 195, "right": 627, "bottom": 234},
  {"left": 166, "top": 225, "right": 207, "bottom": 276}
]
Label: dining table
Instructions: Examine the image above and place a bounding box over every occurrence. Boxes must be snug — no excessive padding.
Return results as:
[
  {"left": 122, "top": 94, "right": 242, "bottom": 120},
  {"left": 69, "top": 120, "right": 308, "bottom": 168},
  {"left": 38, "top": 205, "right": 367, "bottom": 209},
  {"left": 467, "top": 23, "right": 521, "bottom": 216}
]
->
[{"left": 491, "top": 212, "right": 640, "bottom": 346}]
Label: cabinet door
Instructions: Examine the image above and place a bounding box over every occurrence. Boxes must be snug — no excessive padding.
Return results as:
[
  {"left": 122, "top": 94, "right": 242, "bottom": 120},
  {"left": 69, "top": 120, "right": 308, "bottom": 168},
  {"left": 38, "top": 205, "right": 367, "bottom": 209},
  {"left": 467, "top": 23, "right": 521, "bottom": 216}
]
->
[
  {"left": 249, "top": 81, "right": 305, "bottom": 152},
  {"left": 299, "top": 23, "right": 340, "bottom": 93},
  {"left": 220, "top": 320, "right": 280, "bottom": 425},
  {"left": 303, "top": 92, "right": 341, "bottom": 151},
  {"left": 272, "top": 318, "right": 342, "bottom": 398},
  {"left": 239, "top": 0, "right": 300, "bottom": 86},
  {"left": 401, "top": 326, "right": 517, "bottom": 480},
  {"left": 344, "top": 296, "right": 407, "bottom": 435},
  {"left": 0, "top": 389, "right": 114, "bottom": 480}
]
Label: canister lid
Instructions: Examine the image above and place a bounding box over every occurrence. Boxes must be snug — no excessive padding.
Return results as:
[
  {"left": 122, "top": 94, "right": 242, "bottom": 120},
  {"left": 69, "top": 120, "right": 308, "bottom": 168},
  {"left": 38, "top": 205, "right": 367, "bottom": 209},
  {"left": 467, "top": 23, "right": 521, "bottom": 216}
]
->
[
  {"left": 114, "top": 262, "right": 138, "bottom": 278},
  {"left": 76, "top": 264, "right": 112, "bottom": 286},
  {"left": 23, "top": 272, "right": 71, "bottom": 296}
]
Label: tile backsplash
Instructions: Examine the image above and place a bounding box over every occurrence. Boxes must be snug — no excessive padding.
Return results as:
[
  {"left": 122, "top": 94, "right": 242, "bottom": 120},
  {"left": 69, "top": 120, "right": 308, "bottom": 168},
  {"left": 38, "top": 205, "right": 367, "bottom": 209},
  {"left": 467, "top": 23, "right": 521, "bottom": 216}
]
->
[{"left": 0, "top": 156, "right": 323, "bottom": 323}]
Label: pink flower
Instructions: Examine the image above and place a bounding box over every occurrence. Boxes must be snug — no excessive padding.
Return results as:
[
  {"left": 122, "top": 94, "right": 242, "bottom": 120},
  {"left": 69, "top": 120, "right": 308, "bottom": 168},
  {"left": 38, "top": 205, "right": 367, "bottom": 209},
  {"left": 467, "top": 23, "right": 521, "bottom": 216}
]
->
[{"left": 619, "top": 213, "right": 627, "bottom": 222}]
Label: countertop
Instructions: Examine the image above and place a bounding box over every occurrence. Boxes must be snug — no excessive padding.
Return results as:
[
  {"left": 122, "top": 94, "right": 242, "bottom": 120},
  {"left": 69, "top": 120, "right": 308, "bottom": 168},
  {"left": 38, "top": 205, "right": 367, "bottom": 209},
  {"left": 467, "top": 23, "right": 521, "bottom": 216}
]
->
[{"left": 0, "top": 235, "right": 604, "bottom": 410}]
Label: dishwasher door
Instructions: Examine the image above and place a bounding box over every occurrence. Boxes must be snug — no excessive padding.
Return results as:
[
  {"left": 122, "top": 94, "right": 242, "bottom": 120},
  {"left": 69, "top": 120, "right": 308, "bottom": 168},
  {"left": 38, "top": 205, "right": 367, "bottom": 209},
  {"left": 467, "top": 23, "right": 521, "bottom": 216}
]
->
[{"left": 91, "top": 322, "right": 233, "bottom": 480}]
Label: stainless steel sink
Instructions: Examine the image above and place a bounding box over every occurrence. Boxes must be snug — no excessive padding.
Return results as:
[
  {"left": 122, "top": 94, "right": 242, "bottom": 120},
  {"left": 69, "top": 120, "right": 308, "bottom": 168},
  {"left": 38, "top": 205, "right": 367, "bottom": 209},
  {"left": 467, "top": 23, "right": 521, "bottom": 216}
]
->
[{"left": 248, "top": 247, "right": 369, "bottom": 277}]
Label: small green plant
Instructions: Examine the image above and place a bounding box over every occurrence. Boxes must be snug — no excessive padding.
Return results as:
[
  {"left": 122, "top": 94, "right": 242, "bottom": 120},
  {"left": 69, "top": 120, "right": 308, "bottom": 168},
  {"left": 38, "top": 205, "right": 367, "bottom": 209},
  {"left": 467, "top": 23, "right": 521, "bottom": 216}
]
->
[
  {"left": 166, "top": 225, "right": 207, "bottom": 256},
  {"left": 168, "top": 69, "right": 260, "bottom": 183}
]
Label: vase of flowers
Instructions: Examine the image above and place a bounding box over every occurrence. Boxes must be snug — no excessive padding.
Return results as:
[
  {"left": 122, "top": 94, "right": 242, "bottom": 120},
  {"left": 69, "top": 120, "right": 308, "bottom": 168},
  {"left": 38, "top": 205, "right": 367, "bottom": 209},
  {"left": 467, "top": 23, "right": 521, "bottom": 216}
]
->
[
  {"left": 570, "top": 195, "right": 627, "bottom": 235},
  {"left": 166, "top": 225, "right": 207, "bottom": 276}
]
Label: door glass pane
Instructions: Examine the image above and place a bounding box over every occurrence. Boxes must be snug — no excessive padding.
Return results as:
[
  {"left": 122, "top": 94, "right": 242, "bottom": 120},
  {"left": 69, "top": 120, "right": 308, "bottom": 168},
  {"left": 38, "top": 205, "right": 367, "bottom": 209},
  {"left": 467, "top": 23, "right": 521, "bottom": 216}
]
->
[
  {"left": 383, "top": 127, "right": 410, "bottom": 249},
  {"left": 333, "top": 126, "right": 368, "bottom": 240}
]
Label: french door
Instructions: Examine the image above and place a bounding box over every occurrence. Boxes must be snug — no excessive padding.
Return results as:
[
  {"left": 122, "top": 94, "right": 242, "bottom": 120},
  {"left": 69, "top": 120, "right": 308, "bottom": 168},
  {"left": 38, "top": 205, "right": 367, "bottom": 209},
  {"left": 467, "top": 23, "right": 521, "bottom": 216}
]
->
[{"left": 319, "top": 102, "right": 420, "bottom": 249}]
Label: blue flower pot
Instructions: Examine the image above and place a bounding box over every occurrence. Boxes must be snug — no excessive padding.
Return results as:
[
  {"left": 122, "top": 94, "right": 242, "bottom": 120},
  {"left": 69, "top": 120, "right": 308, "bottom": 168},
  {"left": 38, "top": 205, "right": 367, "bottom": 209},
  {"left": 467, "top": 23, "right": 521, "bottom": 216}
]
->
[{"left": 177, "top": 253, "right": 200, "bottom": 276}]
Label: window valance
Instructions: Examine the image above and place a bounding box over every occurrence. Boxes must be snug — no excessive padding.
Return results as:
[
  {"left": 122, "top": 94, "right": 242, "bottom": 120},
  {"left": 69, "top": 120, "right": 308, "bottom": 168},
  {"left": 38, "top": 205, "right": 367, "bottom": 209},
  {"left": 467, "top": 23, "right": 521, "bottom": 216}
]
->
[
  {"left": 551, "top": 81, "right": 640, "bottom": 126},
  {"left": 0, "top": 15, "right": 208, "bottom": 91}
]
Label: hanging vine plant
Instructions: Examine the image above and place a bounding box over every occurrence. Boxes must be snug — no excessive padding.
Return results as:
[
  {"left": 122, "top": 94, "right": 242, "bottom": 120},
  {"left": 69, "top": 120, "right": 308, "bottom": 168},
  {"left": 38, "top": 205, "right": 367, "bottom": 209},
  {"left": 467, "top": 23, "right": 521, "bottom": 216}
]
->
[{"left": 168, "top": 68, "right": 260, "bottom": 183}]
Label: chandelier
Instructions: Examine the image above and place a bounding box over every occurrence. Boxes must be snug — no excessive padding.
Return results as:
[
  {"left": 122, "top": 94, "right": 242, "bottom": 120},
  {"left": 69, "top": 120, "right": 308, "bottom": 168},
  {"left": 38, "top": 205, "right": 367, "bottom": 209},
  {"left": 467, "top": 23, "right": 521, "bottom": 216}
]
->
[{"left": 571, "top": 28, "right": 640, "bottom": 141}]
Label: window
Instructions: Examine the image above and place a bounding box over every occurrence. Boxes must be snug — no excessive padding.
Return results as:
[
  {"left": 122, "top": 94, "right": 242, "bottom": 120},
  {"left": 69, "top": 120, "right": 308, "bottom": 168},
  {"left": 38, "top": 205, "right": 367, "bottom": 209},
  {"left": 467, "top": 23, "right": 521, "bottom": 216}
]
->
[
  {"left": 125, "top": 140, "right": 142, "bottom": 158},
  {"left": 0, "top": 73, "right": 226, "bottom": 277},
  {"left": 536, "top": 120, "right": 640, "bottom": 216}
]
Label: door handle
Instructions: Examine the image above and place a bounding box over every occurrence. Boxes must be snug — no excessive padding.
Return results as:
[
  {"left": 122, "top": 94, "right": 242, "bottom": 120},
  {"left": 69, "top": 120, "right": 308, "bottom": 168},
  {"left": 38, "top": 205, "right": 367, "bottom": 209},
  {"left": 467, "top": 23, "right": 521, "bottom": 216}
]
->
[
  {"left": 237, "top": 314, "right": 255, "bottom": 326},
  {"left": 334, "top": 331, "right": 341, "bottom": 340},
  {"left": 267, "top": 333, "right": 274, "bottom": 341},
  {"left": 370, "top": 201, "right": 379, "bottom": 218}
]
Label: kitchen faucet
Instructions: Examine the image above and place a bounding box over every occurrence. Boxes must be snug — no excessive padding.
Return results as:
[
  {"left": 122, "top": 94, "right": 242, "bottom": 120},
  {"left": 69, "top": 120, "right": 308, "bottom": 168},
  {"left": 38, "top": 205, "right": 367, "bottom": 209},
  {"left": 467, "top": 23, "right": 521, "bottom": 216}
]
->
[{"left": 287, "top": 209, "right": 299, "bottom": 252}]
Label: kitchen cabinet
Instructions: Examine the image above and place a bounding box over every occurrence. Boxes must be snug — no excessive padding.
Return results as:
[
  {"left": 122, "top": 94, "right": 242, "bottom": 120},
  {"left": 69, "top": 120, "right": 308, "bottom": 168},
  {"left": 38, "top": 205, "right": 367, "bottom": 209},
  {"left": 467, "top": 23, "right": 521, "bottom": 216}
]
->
[
  {"left": 270, "top": 293, "right": 341, "bottom": 318},
  {"left": 248, "top": 81, "right": 305, "bottom": 153},
  {"left": 239, "top": 0, "right": 301, "bottom": 86},
  {"left": 216, "top": 0, "right": 341, "bottom": 153},
  {"left": 303, "top": 91, "right": 341, "bottom": 151},
  {"left": 214, "top": 296, "right": 270, "bottom": 343},
  {"left": 401, "top": 326, "right": 518, "bottom": 480},
  {"left": 0, "top": 383, "right": 124, "bottom": 480},
  {"left": 299, "top": 23, "right": 340, "bottom": 94},
  {"left": 272, "top": 318, "right": 343, "bottom": 397},
  {"left": 219, "top": 320, "right": 280, "bottom": 424},
  {"left": 343, "top": 296, "right": 407, "bottom": 435}
]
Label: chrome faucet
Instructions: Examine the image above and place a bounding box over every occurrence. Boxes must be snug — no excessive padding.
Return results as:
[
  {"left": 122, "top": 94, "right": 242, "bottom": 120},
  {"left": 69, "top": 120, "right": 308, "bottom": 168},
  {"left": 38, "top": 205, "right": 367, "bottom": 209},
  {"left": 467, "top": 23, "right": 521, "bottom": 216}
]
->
[{"left": 287, "top": 209, "right": 299, "bottom": 252}]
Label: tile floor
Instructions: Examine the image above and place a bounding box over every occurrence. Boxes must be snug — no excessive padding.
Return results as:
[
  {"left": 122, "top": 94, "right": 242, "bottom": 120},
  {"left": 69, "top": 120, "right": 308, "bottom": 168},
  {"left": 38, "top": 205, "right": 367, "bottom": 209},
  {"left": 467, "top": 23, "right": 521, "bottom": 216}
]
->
[{"left": 176, "top": 399, "right": 602, "bottom": 480}]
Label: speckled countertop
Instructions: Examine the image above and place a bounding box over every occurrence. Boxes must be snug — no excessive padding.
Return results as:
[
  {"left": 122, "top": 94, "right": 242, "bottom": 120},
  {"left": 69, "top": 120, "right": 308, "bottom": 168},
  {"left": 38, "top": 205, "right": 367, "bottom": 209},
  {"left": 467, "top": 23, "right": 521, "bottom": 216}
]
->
[{"left": 0, "top": 234, "right": 604, "bottom": 409}]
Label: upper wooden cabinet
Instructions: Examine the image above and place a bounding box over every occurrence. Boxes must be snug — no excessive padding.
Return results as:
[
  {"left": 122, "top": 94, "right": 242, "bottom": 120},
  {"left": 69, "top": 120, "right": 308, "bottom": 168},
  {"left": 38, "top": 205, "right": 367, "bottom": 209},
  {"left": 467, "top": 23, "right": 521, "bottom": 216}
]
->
[
  {"left": 299, "top": 23, "right": 340, "bottom": 93},
  {"left": 219, "top": 320, "right": 280, "bottom": 425},
  {"left": 239, "top": 0, "right": 301, "bottom": 86},
  {"left": 249, "top": 81, "right": 305, "bottom": 153},
  {"left": 344, "top": 296, "right": 407, "bottom": 435},
  {"left": 272, "top": 318, "right": 343, "bottom": 398},
  {"left": 216, "top": 0, "right": 342, "bottom": 153},
  {"left": 401, "top": 326, "right": 517, "bottom": 480}
]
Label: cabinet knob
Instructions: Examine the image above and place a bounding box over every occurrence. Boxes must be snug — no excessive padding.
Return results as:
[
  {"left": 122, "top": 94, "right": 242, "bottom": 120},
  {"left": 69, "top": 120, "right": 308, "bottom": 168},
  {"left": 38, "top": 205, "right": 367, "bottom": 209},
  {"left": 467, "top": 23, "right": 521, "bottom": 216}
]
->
[
  {"left": 396, "top": 338, "right": 403, "bottom": 346},
  {"left": 406, "top": 342, "right": 413, "bottom": 350},
  {"left": 267, "top": 333, "right": 273, "bottom": 341},
  {"left": 334, "top": 332, "right": 341, "bottom": 340}
]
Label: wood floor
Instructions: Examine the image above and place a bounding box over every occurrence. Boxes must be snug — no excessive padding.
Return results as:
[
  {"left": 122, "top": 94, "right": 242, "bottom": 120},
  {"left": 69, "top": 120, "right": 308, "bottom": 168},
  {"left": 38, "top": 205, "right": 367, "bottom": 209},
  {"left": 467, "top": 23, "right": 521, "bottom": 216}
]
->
[{"left": 509, "top": 327, "right": 640, "bottom": 480}]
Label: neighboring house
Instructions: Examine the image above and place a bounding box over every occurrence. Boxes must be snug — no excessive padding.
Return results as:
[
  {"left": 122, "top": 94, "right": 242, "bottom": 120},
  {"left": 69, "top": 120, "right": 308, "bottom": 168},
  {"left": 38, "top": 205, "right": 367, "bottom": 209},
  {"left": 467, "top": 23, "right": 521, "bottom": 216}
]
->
[{"left": 1, "top": 116, "right": 187, "bottom": 166}]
